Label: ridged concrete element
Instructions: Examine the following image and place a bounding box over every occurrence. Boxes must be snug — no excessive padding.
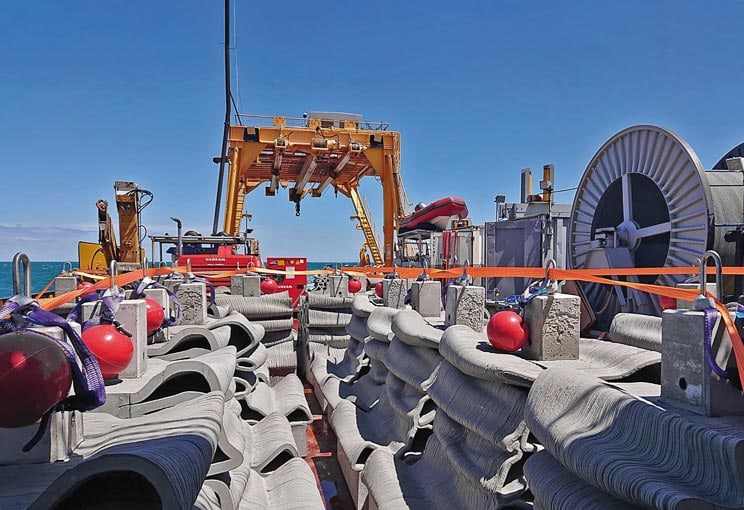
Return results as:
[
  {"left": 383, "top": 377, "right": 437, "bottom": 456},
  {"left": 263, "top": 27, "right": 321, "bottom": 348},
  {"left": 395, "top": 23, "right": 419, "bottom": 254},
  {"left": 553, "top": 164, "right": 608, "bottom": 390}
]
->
[
  {"left": 239, "top": 374, "right": 312, "bottom": 425},
  {"left": 441, "top": 327, "right": 658, "bottom": 389},
  {"left": 208, "top": 405, "right": 299, "bottom": 478},
  {"left": 253, "top": 318, "right": 294, "bottom": 332},
  {"left": 331, "top": 318, "right": 444, "bottom": 509},
  {"left": 215, "top": 292, "right": 293, "bottom": 319},
  {"left": 264, "top": 340, "right": 297, "bottom": 370},
  {"left": 307, "top": 293, "right": 355, "bottom": 309},
  {"left": 0, "top": 393, "right": 224, "bottom": 510},
  {"left": 308, "top": 309, "right": 353, "bottom": 327},
  {"left": 440, "top": 325, "right": 543, "bottom": 387},
  {"left": 351, "top": 294, "right": 375, "bottom": 318},
  {"left": 98, "top": 347, "right": 236, "bottom": 418},
  {"left": 366, "top": 306, "right": 399, "bottom": 342},
  {"left": 609, "top": 313, "right": 663, "bottom": 352},
  {"left": 206, "top": 311, "right": 266, "bottom": 357},
  {"left": 535, "top": 338, "right": 661, "bottom": 380},
  {"left": 197, "top": 422, "right": 323, "bottom": 510},
  {"left": 525, "top": 368, "right": 744, "bottom": 509},
  {"left": 148, "top": 325, "right": 229, "bottom": 361},
  {"left": 391, "top": 309, "right": 443, "bottom": 348},
  {"left": 525, "top": 451, "right": 641, "bottom": 510},
  {"left": 362, "top": 359, "right": 533, "bottom": 509}
]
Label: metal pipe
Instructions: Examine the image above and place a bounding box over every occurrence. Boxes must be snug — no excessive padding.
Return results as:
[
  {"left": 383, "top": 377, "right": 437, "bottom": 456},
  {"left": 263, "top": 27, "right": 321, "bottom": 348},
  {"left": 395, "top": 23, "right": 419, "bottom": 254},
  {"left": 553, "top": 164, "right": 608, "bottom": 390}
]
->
[
  {"left": 170, "top": 216, "right": 183, "bottom": 260},
  {"left": 12, "top": 252, "right": 31, "bottom": 297},
  {"left": 212, "top": 0, "right": 232, "bottom": 235}
]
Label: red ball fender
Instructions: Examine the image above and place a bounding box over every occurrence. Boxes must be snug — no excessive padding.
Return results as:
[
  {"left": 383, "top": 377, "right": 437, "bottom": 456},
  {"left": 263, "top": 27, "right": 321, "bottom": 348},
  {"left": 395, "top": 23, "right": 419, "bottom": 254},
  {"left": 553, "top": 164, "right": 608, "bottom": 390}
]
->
[
  {"left": 374, "top": 282, "right": 384, "bottom": 298},
  {"left": 0, "top": 331, "right": 73, "bottom": 427},
  {"left": 261, "top": 277, "right": 278, "bottom": 295},
  {"left": 348, "top": 278, "right": 363, "bottom": 294},
  {"left": 144, "top": 298, "right": 165, "bottom": 334},
  {"left": 82, "top": 324, "right": 134, "bottom": 379},
  {"left": 487, "top": 311, "right": 529, "bottom": 352}
]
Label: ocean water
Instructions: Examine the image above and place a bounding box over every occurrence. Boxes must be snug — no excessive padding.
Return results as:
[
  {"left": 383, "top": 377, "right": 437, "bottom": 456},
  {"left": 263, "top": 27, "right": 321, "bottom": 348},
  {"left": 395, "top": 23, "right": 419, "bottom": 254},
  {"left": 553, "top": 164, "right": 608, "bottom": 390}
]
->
[{"left": 0, "top": 261, "right": 354, "bottom": 298}]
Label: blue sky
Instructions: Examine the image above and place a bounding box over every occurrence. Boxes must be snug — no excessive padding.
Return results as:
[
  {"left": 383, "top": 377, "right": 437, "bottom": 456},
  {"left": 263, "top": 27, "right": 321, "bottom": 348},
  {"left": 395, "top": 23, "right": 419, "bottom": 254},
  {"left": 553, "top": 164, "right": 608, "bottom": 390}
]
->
[{"left": 1, "top": 0, "right": 743, "bottom": 262}]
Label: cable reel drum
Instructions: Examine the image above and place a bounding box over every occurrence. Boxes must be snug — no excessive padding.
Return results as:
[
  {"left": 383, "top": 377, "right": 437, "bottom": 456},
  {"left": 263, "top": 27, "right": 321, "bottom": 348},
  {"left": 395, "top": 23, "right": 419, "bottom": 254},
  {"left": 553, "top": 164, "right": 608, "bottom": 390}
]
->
[{"left": 568, "top": 125, "right": 744, "bottom": 329}]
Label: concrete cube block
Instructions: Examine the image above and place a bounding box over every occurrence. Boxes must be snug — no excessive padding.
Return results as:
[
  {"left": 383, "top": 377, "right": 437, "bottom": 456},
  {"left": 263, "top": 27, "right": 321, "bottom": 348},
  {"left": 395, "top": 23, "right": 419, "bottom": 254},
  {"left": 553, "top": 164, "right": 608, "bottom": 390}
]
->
[
  {"left": 176, "top": 282, "right": 207, "bottom": 325},
  {"left": 53, "top": 276, "right": 77, "bottom": 298},
  {"left": 230, "top": 275, "right": 260, "bottom": 297},
  {"left": 328, "top": 274, "right": 349, "bottom": 298},
  {"left": 661, "top": 309, "right": 744, "bottom": 416},
  {"left": 411, "top": 280, "right": 441, "bottom": 317},
  {"left": 523, "top": 293, "right": 580, "bottom": 361},
  {"left": 230, "top": 275, "right": 244, "bottom": 296},
  {"left": 117, "top": 299, "right": 148, "bottom": 379},
  {"left": 144, "top": 288, "right": 169, "bottom": 311},
  {"left": 383, "top": 278, "right": 408, "bottom": 309},
  {"left": 444, "top": 285, "right": 485, "bottom": 332}
]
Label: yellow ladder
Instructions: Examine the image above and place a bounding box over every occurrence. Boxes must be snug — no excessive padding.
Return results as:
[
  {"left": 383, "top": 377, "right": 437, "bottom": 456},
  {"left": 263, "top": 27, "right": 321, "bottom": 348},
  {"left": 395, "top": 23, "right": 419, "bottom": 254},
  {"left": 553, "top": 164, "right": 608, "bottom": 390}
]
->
[{"left": 349, "top": 185, "right": 383, "bottom": 266}]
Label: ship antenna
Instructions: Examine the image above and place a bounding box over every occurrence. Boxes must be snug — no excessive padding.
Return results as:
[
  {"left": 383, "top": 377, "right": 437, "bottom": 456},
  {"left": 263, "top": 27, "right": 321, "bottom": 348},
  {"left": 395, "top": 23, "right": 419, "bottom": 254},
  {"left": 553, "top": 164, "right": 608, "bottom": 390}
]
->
[{"left": 211, "top": 0, "right": 232, "bottom": 235}]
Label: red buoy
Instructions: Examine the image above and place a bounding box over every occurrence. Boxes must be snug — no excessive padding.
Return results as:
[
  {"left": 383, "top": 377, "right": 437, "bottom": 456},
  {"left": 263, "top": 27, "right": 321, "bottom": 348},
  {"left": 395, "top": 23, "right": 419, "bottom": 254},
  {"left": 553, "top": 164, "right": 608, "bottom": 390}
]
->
[
  {"left": 487, "top": 311, "right": 529, "bottom": 352},
  {"left": 261, "top": 277, "right": 278, "bottom": 295},
  {"left": 348, "top": 278, "right": 363, "bottom": 294},
  {"left": 374, "top": 282, "right": 384, "bottom": 298},
  {"left": 82, "top": 324, "right": 133, "bottom": 379},
  {"left": 0, "top": 331, "right": 72, "bottom": 427},
  {"left": 659, "top": 295, "right": 677, "bottom": 310},
  {"left": 144, "top": 298, "right": 165, "bottom": 334}
]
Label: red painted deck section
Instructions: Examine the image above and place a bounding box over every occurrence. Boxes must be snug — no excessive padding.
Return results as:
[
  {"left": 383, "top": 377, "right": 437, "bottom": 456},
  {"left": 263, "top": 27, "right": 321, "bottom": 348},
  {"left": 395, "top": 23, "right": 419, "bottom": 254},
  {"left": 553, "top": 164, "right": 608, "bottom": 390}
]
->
[{"left": 304, "top": 385, "right": 355, "bottom": 510}]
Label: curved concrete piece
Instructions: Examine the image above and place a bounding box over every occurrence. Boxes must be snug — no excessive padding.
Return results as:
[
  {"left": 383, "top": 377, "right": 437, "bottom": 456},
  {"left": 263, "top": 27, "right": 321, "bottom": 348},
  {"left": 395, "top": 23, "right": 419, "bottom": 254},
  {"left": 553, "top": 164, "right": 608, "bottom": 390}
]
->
[
  {"left": 439, "top": 326, "right": 543, "bottom": 387},
  {"left": 366, "top": 307, "right": 399, "bottom": 342},
  {"left": 536, "top": 338, "right": 660, "bottom": 380},
  {"left": 253, "top": 318, "right": 294, "bottom": 332},
  {"left": 383, "top": 338, "right": 442, "bottom": 391},
  {"left": 346, "top": 315, "right": 370, "bottom": 342},
  {"left": 206, "top": 311, "right": 265, "bottom": 357},
  {"left": 215, "top": 292, "right": 293, "bottom": 320},
  {"left": 525, "top": 451, "right": 641, "bottom": 510},
  {"left": 99, "top": 347, "right": 237, "bottom": 418},
  {"left": 240, "top": 374, "right": 312, "bottom": 425},
  {"left": 391, "top": 310, "right": 444, "bottom": 348},
  {"left": 148, "top": 326, "right": 221, "bottom": 357},
  {"left": 609, "top": 312, "right": 663, "bottom": 352},
  {"left": 351, "top": 295, "right": 375, "bottom": 318},
  {"left": 525, "top": 368, "right": 744, "bottom": 509},
  {"left": 0, "top": 393, "right": 225, "bottom": 510},
  {"left": 308, "top": 309, "right": 353, "bottom": 328},
  {"left": 307, "top": 293, "right": 355, "bottom": 310}
]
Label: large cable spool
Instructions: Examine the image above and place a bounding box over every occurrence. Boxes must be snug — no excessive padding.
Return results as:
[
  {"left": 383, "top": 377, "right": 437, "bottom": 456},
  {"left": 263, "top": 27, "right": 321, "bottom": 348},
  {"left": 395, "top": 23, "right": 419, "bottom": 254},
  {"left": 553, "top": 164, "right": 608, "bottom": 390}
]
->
[{"left": 568, "top": 125, "right": 744, "bottom": 329}]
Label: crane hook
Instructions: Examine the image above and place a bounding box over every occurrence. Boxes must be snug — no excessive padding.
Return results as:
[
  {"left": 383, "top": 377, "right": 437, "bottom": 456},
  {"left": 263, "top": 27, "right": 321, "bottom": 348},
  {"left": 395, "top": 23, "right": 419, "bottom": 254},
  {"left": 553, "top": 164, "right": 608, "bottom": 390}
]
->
[{"left": 295, "top": 200, "right": 301, "bottom": 217}]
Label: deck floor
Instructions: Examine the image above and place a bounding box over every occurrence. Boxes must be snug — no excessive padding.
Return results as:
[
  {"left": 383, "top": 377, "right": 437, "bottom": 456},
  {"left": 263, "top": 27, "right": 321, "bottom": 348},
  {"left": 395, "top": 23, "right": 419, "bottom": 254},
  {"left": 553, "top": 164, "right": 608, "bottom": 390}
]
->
[{"left": 304, "top": 384, "right": 355, "bottom": 510}]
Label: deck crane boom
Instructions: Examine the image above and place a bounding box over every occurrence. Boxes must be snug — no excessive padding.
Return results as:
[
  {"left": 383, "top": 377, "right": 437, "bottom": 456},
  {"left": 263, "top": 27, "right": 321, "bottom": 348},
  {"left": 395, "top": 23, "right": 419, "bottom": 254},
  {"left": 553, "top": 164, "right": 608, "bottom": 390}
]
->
[{"left": 221, "top": 113, "right": 407, "bottom": 266}]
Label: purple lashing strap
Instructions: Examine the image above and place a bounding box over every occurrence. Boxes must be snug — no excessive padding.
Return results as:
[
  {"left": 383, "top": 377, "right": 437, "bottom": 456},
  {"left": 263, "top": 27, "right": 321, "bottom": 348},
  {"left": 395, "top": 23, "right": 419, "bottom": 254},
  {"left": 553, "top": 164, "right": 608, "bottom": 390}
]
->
[
  {"left": 1, "top": 297, "right": 106, "bottom": 411},
  {"left": 703, "top": 308, "right": 729, "bottom": 379}
]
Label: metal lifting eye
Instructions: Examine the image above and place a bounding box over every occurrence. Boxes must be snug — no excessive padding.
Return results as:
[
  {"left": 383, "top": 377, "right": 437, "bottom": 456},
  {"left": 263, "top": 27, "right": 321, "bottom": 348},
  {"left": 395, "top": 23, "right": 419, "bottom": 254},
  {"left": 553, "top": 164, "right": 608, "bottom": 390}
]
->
[
  {"left": 295, "top": 201, "right": 301, "bottom": 217},
  {"left": 12, "top": 252, "right": 31, "bottom": 297},
  {"left": 698, "top": 250, "right": 723, "bottom": 301}
]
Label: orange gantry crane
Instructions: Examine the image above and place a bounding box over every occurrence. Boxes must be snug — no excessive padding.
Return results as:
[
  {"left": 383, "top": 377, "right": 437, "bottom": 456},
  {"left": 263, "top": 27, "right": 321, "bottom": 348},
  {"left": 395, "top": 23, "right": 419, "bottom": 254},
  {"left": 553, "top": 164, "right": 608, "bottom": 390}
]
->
[{"left": 221, "top": 112, "right": 407, "bottom": 266}]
